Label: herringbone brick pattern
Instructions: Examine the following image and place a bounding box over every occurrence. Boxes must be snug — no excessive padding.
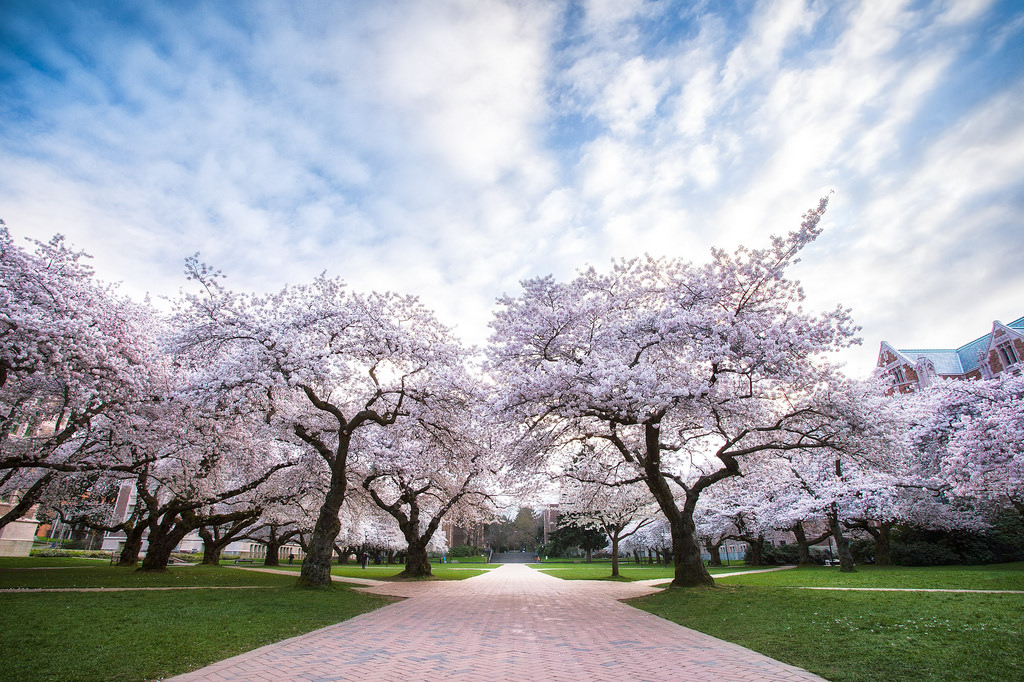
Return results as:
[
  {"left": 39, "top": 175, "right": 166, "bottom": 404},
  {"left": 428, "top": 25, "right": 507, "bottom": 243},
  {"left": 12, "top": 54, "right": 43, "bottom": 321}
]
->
[{"left": 170, "top": 564, "right": 823, "bottom": 681}]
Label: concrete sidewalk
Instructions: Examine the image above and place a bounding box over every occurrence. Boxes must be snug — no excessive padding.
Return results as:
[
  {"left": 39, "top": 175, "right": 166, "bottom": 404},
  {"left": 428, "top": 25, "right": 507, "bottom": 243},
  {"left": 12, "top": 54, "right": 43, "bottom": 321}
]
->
[{"left": 169, "top": 563, "right": 823, "bottom": 681}]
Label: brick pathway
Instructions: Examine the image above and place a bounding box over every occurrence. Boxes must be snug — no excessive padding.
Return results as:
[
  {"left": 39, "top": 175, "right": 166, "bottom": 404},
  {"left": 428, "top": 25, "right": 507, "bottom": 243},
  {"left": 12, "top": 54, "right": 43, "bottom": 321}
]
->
[{"left": 169, "top": 564, "right": 822, "bottom": 681}]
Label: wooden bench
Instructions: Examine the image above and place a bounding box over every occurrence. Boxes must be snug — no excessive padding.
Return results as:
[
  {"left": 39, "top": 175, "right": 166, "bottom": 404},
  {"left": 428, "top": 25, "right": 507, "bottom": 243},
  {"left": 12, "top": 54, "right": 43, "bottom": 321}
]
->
[{"left": 233, "top": 558, "right": 255, "bottom": 564}]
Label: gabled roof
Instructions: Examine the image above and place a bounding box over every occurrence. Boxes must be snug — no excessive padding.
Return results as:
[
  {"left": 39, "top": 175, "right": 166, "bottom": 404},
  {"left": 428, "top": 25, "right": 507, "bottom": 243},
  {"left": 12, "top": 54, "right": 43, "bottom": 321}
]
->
[
  {"left": 894, "top": 348, "right": 967, "bottom": 375},
  {"left": 882, "top": 316, "right": 1024, "bottom": 377}
]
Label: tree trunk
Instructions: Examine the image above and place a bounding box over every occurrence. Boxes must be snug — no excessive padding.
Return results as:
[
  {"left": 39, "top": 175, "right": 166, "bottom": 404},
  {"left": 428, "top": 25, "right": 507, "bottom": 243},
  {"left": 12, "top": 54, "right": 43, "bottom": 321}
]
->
[
  {"left": 117, "top": 525, "right": 146, "bottom": 567},
  {"left": 872, "top": 522, "right": 893, "bottom": 566},
  {"left": 585, "top": 546, "right": 593, "bottom": 563},
  {"left": 298, "top": 473, "right": 345, "bottom": 587},
  {"left": 638, "top": 422, "right": 714, "bottom": 587},
  {"left": 828, "top": 509, "right": 855, "bottom": 573},
  {"left": 669, "top": 513, "right": 714, "bottom": 587},
  {"left": 747, "top": 536, "right": 764, "bottom": 566},
  {"left": 201, "top": 542, "right": 223, "bottom": 565},
  {"left": 708, "top": 536, "right": 724, "bottom": 561},
  {"left": 792, "top": 522, "right": 812, "bottom": 566},
  {"left": 400, "top": 541, "right": 432, "bottom": 578},
  {"left": 139, "top": 527, "right": 188, "bottom": 572},
  {"left": 610, "top": 534, "right": 620, "bottom": 577},
  {"left": 264, "top": 535, "right": 282, "bottom": 566}
]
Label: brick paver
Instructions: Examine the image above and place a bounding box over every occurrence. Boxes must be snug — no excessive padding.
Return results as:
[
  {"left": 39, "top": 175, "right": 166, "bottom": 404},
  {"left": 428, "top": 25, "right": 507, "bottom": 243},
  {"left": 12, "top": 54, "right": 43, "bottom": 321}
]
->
[{"left": 169, "top": 563, "right": 824, "bottom": 681}]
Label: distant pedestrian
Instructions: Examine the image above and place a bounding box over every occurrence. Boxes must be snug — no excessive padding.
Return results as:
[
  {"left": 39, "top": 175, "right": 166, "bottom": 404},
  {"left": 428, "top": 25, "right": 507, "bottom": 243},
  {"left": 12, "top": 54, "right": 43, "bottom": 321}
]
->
[
  {"left": 288, "top": 553, "right": 294, "bottom": 564},
  {"left": 361, "top": 552, "right": 369, "bottom": 569}
]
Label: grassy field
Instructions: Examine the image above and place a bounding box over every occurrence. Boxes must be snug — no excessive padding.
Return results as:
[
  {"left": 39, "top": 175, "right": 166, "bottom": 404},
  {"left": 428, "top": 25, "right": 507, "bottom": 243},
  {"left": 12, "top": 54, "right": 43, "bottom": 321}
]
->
[
  {"left": 0, "top": 562, "right": 394, "bottom": 681},
  {"left": 6, "top": 557, "right": 1020, "bottom": 681},
  {"left": 0, "top": 555, "right": 112, "bottom": 568},
  {"left": 718, "top": 562, "right": 1024, "bottom": 590},
  {"left": 532, "top": 562, "right": 767, "bottom": 581},
  {"left": 250, "top": 561, "right": 497, "bottom": 581},
  {"left": 0, "top": 562, "right": 306, "bottom": 589},
  {"left": 632, "top": 562, "right": 1024, "bottom": 682}
]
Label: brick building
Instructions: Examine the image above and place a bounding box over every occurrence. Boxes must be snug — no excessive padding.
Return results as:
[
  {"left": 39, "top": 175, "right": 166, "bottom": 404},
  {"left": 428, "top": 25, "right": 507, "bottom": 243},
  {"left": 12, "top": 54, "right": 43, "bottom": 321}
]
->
[{"left": 877, "top": 316, "right": 1024, "bottom": 393}]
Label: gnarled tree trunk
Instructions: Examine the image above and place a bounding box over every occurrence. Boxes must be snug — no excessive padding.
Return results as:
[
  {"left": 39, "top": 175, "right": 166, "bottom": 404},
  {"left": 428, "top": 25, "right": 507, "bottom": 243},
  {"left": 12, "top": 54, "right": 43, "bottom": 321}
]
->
[
  {"left": 403, "top": 540, "right": 432, "bottom": 578},
  {"left": 117, "top": 524, "right": 147, "bottom": 567},
  {"left": 139, "top": 525, "right": 189, "bottom": 572},
  {"left": 703, "top": 537, "right": 724, "bottom": 567},
  {"left": 827, "top": 508, "right": 855, "bottom": 573}
]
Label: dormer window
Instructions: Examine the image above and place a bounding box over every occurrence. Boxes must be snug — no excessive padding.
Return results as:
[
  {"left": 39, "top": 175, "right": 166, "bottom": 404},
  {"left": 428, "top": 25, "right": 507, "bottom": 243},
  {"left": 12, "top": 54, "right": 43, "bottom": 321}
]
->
[
  {"left": 999, "top": 343, "right": 1019, "bottom": 367},
  {"left": 892, "top": 366, "right": 905, "bottom": 384}
]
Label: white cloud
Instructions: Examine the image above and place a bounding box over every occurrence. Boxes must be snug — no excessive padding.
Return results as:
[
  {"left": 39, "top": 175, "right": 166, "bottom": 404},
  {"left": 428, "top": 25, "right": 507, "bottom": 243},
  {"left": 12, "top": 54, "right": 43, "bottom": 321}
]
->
[
  {"left": 720, "top": 0, "right": 822, "bottom": 93},
  {"left": 1, "top": 0, "right": 1021, "bottom": 377}
]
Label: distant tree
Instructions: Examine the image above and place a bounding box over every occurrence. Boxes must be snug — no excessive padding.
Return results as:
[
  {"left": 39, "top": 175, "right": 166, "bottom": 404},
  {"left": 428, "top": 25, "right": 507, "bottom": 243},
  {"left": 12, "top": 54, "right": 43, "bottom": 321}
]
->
[
  {"left": 558, "top": 451, "right": 656, "bottom": 576},
  {"left": 548, "top": 521, "right": 607, "bottom": 562},
  {"left": 356, "top": 395, "right": 502, "bottom": 577},
  {"left": 198, "top": 510, "right": 261, "bottom": 565},
  {"left": 174, "top": 261, "right": 464, "bottom": 586},
  {"left": 488, "top": 197, "right": 874, "bottom": 587}
]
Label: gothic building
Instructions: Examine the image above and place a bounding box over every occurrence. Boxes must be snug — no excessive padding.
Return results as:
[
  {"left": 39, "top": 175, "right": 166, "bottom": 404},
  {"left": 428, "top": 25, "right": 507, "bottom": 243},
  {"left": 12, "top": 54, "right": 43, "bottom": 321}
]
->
[{"left": 877, "top": 315, "right": 1024, "bottom": 393}]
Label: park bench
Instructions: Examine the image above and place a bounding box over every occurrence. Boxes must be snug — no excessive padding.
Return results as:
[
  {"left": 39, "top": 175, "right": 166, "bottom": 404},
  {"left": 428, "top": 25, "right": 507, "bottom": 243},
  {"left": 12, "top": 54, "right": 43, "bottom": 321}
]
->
[{"left": 233, "top": 558, "right": 255, "bottom": 564}]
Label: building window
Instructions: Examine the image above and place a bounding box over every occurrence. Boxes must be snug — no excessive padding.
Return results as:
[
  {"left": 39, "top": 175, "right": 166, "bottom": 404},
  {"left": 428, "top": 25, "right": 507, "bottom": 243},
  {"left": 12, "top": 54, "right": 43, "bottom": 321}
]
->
[
  {"left": 999, "top": 343, "right": 1019, "bottom": 367},
  {"left": 892, "top": 366, "right": 906, "bottom": 384}
]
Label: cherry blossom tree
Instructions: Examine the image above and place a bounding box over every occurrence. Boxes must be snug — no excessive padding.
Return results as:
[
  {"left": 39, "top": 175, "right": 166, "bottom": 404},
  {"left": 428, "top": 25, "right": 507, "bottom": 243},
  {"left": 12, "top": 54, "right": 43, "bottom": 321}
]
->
[
  {"left": 244, "top": 482, "right": 323, "bottom": 566},
  {"left": 557, "top": 451, "right": 657, "bottom": 576},
  {"left": 619, "top": 517, "right": 672, "bottom": 565},
  {"left": 119, "top": 383, "right": 299, "bottom": 571},
  {"left": 1, "top": 224, "right": 156, "bottom": 529},
  {"left": 195, "top": 463, "right": 320, "bottom": 565},
  {"left": 488, "top": 197, "right": 871, "bottom": 587},
  {"left": 768, "top": 380, "right": 986, "bottom": 571},
  {"left": 694, "top": 463, "right": 781, "bottom": 566},
  {"left": 174, "top": 262, "right": 465, "bottom": 586},
  {"left": 197, "top": 509, "right": 262, "bottom": 565},
  {"left": 354, "top": 384, "right": 505, "bottom": 577},
  {"left": 693, "top": 503, "right": 731, "bottom": 567},
  {"left": 918, "top": 375, "right": 1024, "bottom": 520},
  {"left": 332, "top": 492, "right": 407, "bottom": 564}
]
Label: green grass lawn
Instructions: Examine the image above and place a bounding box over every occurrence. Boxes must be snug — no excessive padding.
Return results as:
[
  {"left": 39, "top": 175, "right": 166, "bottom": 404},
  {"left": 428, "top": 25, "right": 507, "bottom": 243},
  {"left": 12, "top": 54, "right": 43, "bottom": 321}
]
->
[
  {"left": 0, "top": 556, "right": 112, "bottom": 568},
  {"left": 631, "top": 563, "right": 1024, "bottom": 682},
  {"left": 719, "top": 562, "right": 1024, "bottom": 591},
  {"left": 0, "top": 564, "right": 394, "bottom": 682},
  {"left": 239, "top": 560, "right": 495, "bottom": 581},
  {"left": 532, "top": 562, "right": 769, "bottom": 581},
  {"left": 0, "top": 562, "right": 305, "bottom": 589}
]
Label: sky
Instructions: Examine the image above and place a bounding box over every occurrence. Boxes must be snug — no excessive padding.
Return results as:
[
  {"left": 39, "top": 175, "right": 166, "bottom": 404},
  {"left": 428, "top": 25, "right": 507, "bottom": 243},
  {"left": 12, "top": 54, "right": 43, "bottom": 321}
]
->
[{"left": 1, "top": 0, "right": 1022, "bottom": 376}]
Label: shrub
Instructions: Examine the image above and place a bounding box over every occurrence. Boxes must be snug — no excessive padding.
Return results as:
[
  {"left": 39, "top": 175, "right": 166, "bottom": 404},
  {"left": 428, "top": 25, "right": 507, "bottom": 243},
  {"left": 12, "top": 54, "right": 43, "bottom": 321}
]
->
[
  {"left": 448, "top": 545, "right": 476, "bottom": 558},
  {"left": 171, "top": 552, "right": 203, "bottom": 563},
  {"left": 892, "top": 511, "right": 1024, "bottom": 565},
  {"left": 760, "top": 544, "right": 801, "bottom": 565},
  {"left": 30, "top": 549, "right": 113, "bottom": 559},
  {"left": 849, "top": 538, "right": 874, "bottom": 564},
  {"left": 892, "top": 542, "right": 960, "bottom": 566}
]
